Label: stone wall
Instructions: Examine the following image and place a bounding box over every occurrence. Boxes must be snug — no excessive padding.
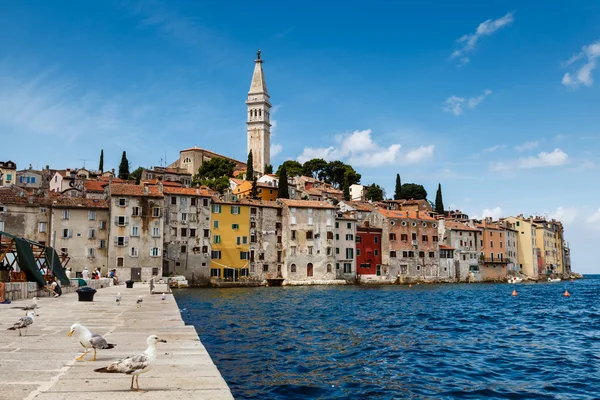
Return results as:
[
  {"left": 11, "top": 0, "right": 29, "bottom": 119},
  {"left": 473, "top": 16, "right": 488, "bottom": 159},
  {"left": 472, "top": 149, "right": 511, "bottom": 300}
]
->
[{"left": 4, "top": 278, "right": 113, "bottom": 301}]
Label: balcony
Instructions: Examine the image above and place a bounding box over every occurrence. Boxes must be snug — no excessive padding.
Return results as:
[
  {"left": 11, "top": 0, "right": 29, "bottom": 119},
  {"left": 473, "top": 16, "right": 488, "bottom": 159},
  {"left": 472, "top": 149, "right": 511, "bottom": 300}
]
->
[{"left": 481, "top": 257, "right": 511, "bottom": 264}]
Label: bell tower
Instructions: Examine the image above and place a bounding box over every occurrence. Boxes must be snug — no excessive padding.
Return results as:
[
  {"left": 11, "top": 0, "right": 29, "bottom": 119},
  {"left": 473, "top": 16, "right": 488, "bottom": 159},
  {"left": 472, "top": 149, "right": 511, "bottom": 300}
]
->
[{"left": 246, "top": 49, "right": 271, "bottom": 175}]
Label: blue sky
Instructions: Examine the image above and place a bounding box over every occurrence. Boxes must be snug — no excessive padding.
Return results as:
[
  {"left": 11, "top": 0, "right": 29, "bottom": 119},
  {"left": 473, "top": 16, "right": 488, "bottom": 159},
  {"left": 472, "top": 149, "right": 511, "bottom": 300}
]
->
[{"left": 1, "top": 0, "right": 599, "bottom": 272}]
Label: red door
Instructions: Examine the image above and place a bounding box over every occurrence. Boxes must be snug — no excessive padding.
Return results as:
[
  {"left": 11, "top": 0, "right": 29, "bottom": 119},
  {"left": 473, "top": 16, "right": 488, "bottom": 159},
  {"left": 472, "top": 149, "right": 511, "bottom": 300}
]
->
[{"left": 307, "top": 263, "right": 313, "bottom": 277}]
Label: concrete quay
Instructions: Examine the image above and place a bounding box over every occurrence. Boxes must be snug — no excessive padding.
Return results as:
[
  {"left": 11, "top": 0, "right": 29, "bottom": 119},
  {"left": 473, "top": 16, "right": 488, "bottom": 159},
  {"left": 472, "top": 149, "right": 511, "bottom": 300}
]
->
[{"left": 0, "top": 283, "right": 233, "bottom": 399}]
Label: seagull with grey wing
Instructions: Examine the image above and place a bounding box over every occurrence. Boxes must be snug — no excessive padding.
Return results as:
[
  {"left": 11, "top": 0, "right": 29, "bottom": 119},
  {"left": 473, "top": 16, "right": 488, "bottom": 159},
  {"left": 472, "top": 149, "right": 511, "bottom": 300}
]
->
[
  {"left": 115, "top": 293, "right": 121, "bottom": 306},
  {"left": 94, "top": 335, "right": 167, "bottom": 391},
  {"left": 12, "top": 297, "right": 39, "bottom": 315},
  {"left": 7, "top": 311, "right": 35, "bottom": 336},
  {"left": 136, "top": 296, "right": 143, "bottom": 308},
  {"left": 68, "top": 323, "right": 116, "bottom": 361}
]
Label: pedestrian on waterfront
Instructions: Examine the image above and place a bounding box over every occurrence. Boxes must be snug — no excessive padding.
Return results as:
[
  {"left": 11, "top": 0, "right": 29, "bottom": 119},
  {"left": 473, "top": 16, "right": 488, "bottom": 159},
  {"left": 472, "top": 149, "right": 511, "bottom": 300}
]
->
[
  {"left": 47, "top": 277, "right": 62, "bottom": 298},
  {"left": 82, "top": 267, "right": 90, "bottom": 280}
]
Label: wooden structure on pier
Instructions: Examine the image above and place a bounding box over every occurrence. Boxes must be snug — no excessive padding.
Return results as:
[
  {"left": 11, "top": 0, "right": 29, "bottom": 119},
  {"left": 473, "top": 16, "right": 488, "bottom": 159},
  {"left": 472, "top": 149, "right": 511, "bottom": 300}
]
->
[{"left": 0, "top": 231, "right": 71, "bottom": 286}]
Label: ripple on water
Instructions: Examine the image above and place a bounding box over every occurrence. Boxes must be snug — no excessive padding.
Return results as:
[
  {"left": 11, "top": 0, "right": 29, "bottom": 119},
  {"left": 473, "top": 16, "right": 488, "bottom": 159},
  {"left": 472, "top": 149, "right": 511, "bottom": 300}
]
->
[{"left": 175, "top": 276, "right": 600, "bottom": 399}]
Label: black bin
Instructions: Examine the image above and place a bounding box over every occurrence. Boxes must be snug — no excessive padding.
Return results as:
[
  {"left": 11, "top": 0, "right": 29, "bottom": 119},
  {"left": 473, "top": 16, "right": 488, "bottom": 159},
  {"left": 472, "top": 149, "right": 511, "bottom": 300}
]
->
[
  {"left": 126, "top": 280, "right": 134, "bottom": 289},
  {"left": 76, "top": 287, "right": 97, "bottom": 302}
]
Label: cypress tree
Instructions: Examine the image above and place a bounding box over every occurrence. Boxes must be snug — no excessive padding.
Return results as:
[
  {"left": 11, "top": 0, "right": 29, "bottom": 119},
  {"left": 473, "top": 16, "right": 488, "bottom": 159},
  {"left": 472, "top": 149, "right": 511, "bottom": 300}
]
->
[
  {"left": 394, "top": 173, "right": 402, "bottom": 200},
  {"left": 246, "top": 150, "right": 254, "bottom": 179},
  {"left": 343, "top": 175, "right": 350, "bottom": 201},
  {"left": 435, "top": 183, "right": 445, "bottom": 215},
  {"left": 99, "top": 149, "right": 104, "bottom": 173},
  {"left": 118, "top": 151, "right": 130, "bottom": 180},
  {"left": 264, "top": 164, "right": 273, "bottom": 174},
  {"left": 251, "top": 177, "right": 259, "bottom": 199},
  {"left": 278, "top": 166, "right": 289, "bottom": 199}
]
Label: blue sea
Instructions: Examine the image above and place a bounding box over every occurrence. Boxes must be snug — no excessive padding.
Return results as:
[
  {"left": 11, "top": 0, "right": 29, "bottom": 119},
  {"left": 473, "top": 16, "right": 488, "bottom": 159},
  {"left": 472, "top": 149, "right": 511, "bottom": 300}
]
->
[{"left": 175, "top": 276, "right": 600, "bottom": 399}]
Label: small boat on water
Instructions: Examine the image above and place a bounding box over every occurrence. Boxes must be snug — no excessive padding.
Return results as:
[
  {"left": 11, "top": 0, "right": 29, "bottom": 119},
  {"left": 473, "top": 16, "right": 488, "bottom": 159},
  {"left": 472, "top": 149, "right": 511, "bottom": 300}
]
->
[
  {"left": 547, "top": 278, "right": 561, "bottom": 283},
  {"left": 508, "top": 277, "right": 523, "bottom": 284}
]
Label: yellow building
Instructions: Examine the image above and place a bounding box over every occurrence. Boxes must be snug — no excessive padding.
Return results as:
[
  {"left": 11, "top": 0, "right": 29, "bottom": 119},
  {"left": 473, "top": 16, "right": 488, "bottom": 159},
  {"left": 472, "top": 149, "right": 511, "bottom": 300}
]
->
[
  {"left": 233, "top": 180, "right": 278, "bottom": 201},
  {"left": 504, "top": 215, "right": 538, "bottom": 278},
  {"left": 210, "top": 200, "right": 250, "bottom": 280}
]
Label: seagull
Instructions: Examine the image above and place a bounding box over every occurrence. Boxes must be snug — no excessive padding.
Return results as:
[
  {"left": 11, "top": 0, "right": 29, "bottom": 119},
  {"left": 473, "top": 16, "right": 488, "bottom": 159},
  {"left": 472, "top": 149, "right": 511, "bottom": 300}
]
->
[
  {"left": 94, "top": 335, "right": 167, "bottom": 391},
  {"left": 161, "top": 293, "right": 166, "bottom": 301},
  {"left": 136, "top": 296, "right": 143, "bottom": 308},
  {"left": 13, "top": 297, "right": 38, "bottom": 315},
  {"left": 115, "top": 293, "right": 121, "bottom": 306},
  {"left": 68, "top": 323, "right": 117, "bottom": 361},
  {"left": 7, "top": 311, "right": 35, "bottom": 336}
]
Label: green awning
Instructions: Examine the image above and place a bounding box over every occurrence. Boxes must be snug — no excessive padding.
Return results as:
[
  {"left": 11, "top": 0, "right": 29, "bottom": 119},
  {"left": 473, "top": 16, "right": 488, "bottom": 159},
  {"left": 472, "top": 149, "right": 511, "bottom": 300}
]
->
[
  {"left": 14, "top": 236, "right": 46, "bottom": 287},
  {"left": 44, "top": 247, "right": 71, "bottom": 286}
]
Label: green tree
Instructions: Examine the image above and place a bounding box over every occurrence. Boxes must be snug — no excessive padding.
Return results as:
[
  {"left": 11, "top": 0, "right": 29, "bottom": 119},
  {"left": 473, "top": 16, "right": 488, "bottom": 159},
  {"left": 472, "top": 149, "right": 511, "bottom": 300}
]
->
[
  {"left": 118, "top": 151, "right": 130, "bottom": 180},
  {"left": 302, "top": 158, "right": 328, "bottom": 180},
  {"left": 394, "top": 174, "right": 402, "bottom": 200},
  {"left": 276, "top": 160, "right": 303, "bottom": 177},
  {"left": 325, "top": 161, "right": 361, "bottom": 188},
  {"left": 435, "top": 183, "right": 445, "bottom": 214},
  {"left": 246, "top": 150, "right": 254, "bottom": 179},
  {"left": 192, "top": 158, "right": 236, "bottom": 194},
  {"left": 130, "top": 167, "right": 144, "bottom": 185},
  {"left": 278, "top": 166, "right": 289, "bottom": 199},
  {"left": 342, "top": 174, "right": 350, "bottom": 201},
  {"left": 400, "top": 183, "right": 427, "bottom": 200},
  {"left": 251, "top": 177, "right": 259, "bottom": 199},
  {"left": 99, "top": 149, "right": 104, "bottom": 173},
  {"left": 365, "top": 184, "right": 384, "bottom": 201},
  {"left": 264, "top": 164, "right": 273, "bottom": 174}
]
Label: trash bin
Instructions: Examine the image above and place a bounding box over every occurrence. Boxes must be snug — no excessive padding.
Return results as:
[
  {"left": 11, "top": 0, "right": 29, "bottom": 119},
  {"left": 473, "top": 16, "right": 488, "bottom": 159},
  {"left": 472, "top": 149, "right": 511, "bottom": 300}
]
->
[
  {"left": 126, "top": 280, "right": 134, "bottom": 289},
  {"left": 76, "top": 287, "right": 97, "bottom": 302}
]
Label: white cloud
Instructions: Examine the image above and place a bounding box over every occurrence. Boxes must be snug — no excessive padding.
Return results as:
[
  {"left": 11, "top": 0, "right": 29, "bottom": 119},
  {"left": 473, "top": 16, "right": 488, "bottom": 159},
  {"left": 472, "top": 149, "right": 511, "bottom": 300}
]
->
[
  {"left": 549, "top": 207, "right": 578, "bottom": 225},
  {"left": 482, "top": 207, "right": 503, "bottom": 220},
  {"left": 443, "top": 90, "right": 492, "bottom": 116},
  {"left": 270, "top": 143, "right": 283, "bottom": 157},
  {"left": 586, "top": 208, "right": 600, "bottom": 230},
  {"left": 450, "top": 13, "right": 515, "bottom": 64},
  {"left": 491, "top": 148, "right": 569, "bottom": 170},
  {"left": 571, "top": 160, "right": 596, "bottom": 172},
  {"left": 518, "top": 148, "right": 569, "bottom": 168},
  {"left": 483, "top": 144, "right": 506, "bottom": 153},
  {"left": 515, "top": 140, "right": 542, "bottom": 152},
  {"left": 296, "top": 129, "right": 434, "bottom": 167},
  {"left": 562, "top": 40, "right": 600, "bottom": 88}
]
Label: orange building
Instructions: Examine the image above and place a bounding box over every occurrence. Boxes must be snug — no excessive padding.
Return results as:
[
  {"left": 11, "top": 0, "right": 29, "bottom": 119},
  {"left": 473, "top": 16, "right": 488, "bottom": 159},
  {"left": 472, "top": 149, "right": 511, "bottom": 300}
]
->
[
  {"left": 234, "top": 180, "right": 278, "bottom": 201},
  {"left": 477, "top": 219, "right": 509, "bottom": 280}
]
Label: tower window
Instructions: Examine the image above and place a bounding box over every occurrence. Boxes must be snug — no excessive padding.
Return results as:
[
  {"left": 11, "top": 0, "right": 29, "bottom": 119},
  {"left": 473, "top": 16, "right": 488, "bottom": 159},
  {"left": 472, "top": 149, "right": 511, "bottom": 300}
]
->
[{"left": 259, "top": 109, "right": 262, "bottom": 117}]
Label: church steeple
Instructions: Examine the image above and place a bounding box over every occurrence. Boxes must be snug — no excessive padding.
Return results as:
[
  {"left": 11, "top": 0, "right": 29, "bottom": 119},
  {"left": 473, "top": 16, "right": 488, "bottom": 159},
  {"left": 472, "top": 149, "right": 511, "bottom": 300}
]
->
[{"left": 246, "top": 50, "right": 271, "bottom": 175}]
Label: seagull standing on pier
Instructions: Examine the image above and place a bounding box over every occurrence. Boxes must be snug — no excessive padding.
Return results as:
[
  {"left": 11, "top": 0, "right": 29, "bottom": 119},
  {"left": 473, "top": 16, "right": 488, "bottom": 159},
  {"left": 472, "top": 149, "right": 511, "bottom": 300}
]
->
[
  {"left": 136, "top": 296, "right": 143, "bottom": 308},
  {"left": 13, "top": 297, "right": 38, "bottom": 315},
  {"left": 161, "top": 293, "right": 166, "bottom": 301},
  {"left": 115, "top": 293, "right": 121, "bottom": 306},
  {"left": 94, "top": 335, "right": 167, "bottom": 391},
  {"left": 7, "top": 311, "right": 35, "bottom": 336},
  {"left": 68, "top": 323, "right": 117, "bottom": 361}
]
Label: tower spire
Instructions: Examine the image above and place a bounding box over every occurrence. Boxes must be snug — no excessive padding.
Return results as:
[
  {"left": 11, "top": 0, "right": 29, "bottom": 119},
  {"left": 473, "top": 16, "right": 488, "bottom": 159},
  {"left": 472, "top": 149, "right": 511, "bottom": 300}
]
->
[{"left": 246, "top": 50, "right": 271, "bottom": 175}]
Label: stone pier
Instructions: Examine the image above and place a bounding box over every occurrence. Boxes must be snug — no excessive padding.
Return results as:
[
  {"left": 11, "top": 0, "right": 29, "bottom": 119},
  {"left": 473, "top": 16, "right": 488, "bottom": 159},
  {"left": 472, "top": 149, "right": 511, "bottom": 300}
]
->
[{"left": 0, "top": 283, "right": 233, "bottom": 399}]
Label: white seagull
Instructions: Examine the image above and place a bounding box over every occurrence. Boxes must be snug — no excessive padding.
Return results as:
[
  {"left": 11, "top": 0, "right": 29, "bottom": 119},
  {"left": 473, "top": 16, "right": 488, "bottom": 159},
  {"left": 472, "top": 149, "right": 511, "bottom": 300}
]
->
[
  {"left": 13, "top": 297, "right": 39, "bottom": 315},
  {"left": 161, "top": 293, "right": 166, "bottom": 301},
  {"left": 136, "top": 296, "right": 143, "bottom": 308},
  {"left": 94, "top": 335, "right": 167, "bottom": 391},
  {"left": 68, "top": 323, "right": 117, "bottom": 361},
  {"left": 115, "top": 293, "right": 121, "bottom": 306},
  {"left": 7, "top": 311, "right": 35, "bottom": 336}
]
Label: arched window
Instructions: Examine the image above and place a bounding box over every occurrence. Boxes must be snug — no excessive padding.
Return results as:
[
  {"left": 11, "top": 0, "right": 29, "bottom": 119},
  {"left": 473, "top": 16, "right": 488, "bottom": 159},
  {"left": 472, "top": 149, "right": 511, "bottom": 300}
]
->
[
  {"left": 307, "top": 263, "right": 313, "bottom": 277},
  {"left": 290, "top": 263, "right": 296, "bottom": 273},
  {"left": 183, "top": 157, "right": 192, "bottom": 164},
  {"left": 259, "top": 109, "right": 262, "bottom": 117}
]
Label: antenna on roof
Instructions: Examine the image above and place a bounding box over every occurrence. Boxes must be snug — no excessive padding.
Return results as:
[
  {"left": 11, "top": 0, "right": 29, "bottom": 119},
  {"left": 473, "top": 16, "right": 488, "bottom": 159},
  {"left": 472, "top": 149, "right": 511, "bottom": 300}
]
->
[{"left": 79, "top": 159, "right": 87, "bottom": 168}]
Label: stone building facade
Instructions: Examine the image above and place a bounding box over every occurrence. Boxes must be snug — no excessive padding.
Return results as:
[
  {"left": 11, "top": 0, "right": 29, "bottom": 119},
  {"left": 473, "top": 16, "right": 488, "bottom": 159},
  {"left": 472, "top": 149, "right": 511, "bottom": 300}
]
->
[
  {"left": 50, "top": 197, "right": 110, "bottom": 275},
  {"left": 334, "top": 214, "right": 356, "bottom": 280},
  {"left": 367, "top": 209, "right": 441, "bottom": 282},
  {"left": 279, "top": 199, "right": 337, "bottom": 283},
  {"left": 0, "top": 187, "right": 50, "bottom": 244},
  {"left": 437, "top": 219, "right": 481, "bottom": 282},
  {"left": 107, "top": 183, "right": 165, "bottom": 282},
  {"left": 162, "top": 186, "right": 212, "bottom": 283},
  {"left": 247, "top": 200, "right": 282, "bottom": 281}
]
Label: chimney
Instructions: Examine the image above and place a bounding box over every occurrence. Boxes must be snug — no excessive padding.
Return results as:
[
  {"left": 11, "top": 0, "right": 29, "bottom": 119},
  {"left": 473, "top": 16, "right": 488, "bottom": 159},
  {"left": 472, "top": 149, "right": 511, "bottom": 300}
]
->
[{"left": 143, "top": 185, "right": 149, "bottom": 195}]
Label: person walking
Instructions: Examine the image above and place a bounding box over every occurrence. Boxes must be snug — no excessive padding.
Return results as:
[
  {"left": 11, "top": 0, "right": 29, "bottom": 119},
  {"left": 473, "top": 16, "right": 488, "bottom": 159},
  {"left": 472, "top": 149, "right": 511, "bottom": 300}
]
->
[{"left": 82, "top": 267, "right": 90, "bottom": 280}]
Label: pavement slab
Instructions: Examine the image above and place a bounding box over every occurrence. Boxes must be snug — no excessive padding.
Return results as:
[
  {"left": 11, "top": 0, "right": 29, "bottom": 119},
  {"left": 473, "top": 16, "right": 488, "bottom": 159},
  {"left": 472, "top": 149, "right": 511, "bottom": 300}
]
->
[{"left": 0, "top": 283, "right": 233, "bottom": 400}]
